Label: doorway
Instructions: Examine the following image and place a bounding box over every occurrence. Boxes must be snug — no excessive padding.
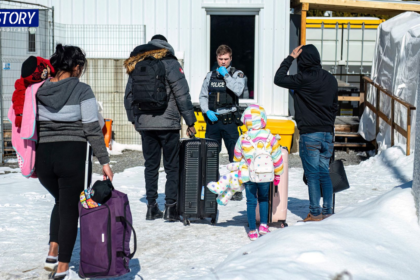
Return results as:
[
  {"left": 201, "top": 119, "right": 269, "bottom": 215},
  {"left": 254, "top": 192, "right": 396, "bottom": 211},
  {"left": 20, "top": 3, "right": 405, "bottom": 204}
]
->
[{"left": 210, "top": 15, "right": 255, "bottom": 100}]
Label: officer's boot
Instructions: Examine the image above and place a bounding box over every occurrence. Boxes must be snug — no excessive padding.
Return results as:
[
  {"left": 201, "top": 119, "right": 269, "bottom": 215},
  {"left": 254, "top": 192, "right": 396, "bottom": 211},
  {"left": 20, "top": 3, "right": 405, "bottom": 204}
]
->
[
  {"left": 164, "top": 202, "right": 179, "bottom": 222},
  {"left": 231, "top": 191, "right": 243, "bottom": 201},
  {"left": 146, "top": 203, "right": 163, "bottom": 220}
]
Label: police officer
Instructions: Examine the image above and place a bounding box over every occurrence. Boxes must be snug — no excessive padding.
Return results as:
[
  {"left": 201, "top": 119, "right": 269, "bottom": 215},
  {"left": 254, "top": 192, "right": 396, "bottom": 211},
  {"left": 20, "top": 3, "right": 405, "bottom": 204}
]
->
[{"left": 199, "top": 44, "right": 248, "bottom": 200}]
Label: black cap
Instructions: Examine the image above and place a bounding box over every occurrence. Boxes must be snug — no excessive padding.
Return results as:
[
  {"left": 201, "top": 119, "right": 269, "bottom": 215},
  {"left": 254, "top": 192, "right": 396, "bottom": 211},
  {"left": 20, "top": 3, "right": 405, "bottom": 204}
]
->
[
  {"left": 151, "top": 34, "right": 167, "bottom": 42},
  {"left": 21, "top": 56, "right": 38, "bottom": 78},
  {"left": 91, "top": 179, "right": 114, "bottom": 204}
]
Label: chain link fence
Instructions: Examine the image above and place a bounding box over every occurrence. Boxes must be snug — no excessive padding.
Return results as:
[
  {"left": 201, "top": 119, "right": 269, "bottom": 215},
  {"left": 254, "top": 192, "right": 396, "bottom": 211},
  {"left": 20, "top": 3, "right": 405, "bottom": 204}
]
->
[
  {"left": 0, "top": 1, "right": 53, "bottom": 163},
  {"left": 1, "top": 0, "right": 145, "bottom": 162},
  {"left": 55, "top": 24, "right": 146, "bottom": 145}
]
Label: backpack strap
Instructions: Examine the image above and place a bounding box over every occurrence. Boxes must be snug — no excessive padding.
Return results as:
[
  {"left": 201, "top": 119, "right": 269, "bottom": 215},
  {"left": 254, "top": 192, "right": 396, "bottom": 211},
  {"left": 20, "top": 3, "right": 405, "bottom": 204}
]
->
[{"left": 245, "top": 132, "right": 270, "bottom": 152}]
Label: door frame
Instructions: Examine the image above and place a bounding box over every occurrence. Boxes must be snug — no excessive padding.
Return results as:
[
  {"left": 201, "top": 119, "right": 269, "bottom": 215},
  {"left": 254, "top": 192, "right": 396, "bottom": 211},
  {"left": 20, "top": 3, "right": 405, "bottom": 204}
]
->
[{"left": 204, "top": 6, "right": 262, "bottom": 104}]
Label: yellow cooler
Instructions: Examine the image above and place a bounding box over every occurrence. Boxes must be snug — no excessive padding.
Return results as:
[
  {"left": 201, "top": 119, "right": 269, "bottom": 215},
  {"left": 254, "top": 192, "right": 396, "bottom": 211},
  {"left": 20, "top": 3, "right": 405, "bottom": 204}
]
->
[
  {"left": 193, "top": 106, "right": 295, "bottom": 153},
  {"left": 240, "top": 119, "right": 295, "bottom": 152}
]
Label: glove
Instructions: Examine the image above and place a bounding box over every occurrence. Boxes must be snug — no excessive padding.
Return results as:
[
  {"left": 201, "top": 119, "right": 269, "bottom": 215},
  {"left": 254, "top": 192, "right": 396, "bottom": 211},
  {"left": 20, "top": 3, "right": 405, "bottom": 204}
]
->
[
  {"left": 206, "top": 110, "right": 219, "bottom": 122},
  {"left": 217, "top": 66, "right": 228, "bottom": 77},
  {"left": 274, "top": 176, "right": 280, "bottom": 186}
]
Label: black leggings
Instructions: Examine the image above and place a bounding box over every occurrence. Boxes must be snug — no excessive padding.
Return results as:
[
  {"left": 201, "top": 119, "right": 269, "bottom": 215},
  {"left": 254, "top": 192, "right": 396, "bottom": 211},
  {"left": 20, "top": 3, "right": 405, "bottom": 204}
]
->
[{"left": 35, "top": 141, "right": 91, "bottom": 263}]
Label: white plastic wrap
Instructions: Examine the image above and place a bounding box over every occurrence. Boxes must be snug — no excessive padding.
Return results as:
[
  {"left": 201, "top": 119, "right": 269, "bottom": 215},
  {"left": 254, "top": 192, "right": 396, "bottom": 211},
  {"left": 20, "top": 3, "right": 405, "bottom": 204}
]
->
[{"left": 359, "top": 12, "right": 420, "bottom": 153}]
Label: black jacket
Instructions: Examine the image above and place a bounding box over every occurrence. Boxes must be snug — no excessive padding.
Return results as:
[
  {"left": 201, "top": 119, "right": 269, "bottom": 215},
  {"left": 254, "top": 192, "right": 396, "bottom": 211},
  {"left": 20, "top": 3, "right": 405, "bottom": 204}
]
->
[
  {"left": 124, "top": 39, "right": 196, "bottom": 131},
  {"left": 274, "top": 45, "right": 338, "bottom": 134}
]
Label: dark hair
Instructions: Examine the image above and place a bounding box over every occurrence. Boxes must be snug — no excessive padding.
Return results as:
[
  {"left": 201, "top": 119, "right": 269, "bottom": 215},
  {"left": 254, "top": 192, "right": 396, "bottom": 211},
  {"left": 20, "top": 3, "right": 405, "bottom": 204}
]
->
[
  {"left": 151, "top": 34, "right": 167, "bottom": 42},
  {"left": 50, "top": 44, "right": 87, "bottom": 77},
  {"left": 216, "top": 45, "right": 232, "bottom": 57}
]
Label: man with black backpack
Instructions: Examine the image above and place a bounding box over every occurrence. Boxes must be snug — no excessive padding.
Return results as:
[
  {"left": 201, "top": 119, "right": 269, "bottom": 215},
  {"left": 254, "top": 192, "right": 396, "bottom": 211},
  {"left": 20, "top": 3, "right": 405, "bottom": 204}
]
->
[
  {"left": 124, "top": 35, "right": 196, "bottom": 222},
  {"left": 199, "top": 44, "right": 249, "bottom": 201}
]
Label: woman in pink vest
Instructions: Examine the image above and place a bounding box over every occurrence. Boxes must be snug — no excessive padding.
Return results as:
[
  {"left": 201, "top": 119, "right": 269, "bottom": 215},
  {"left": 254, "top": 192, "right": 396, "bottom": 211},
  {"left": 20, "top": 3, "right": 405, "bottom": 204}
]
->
[{"left": 36, "top": 44, "right": 114, "bottom": 279}]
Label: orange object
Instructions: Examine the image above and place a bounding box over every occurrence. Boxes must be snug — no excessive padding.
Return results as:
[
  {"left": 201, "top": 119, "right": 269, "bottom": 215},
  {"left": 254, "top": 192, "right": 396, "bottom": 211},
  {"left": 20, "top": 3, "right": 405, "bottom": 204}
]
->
[{"left": 102, "top": 119, "right": 113, "bottom": 149}]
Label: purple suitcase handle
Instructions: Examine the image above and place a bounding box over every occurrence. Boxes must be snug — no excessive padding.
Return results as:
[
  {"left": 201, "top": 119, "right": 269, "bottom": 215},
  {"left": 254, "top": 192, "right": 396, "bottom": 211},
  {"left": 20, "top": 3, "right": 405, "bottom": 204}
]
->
[{"left": 117, "top": 216, "right": 137, "bottom": 259}]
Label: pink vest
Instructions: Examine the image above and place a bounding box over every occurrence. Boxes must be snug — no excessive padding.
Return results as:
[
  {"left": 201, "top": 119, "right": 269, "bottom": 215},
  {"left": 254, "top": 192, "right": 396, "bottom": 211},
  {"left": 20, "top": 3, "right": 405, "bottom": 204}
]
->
[{"left": 8, "top": 81, "right": 45, "bottom": 178}]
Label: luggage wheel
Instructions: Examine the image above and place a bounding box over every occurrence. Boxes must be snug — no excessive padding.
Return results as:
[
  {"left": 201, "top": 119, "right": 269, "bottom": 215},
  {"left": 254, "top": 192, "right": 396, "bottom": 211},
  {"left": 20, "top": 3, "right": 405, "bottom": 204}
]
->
[
  {"left": 210, "top": 210, "right": 219, "bottom": 225},
  {"left": 279, "top": 221, "right": 288, "bottom": 228},
  {"left": 183, "top": 219, "right": 190, "bottom": 226}
]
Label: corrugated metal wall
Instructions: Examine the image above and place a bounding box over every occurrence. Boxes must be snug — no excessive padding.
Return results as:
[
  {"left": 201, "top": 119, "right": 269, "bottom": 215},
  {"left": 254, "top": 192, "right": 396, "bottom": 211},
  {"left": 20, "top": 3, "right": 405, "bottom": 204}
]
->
[{"left": 21, "top": 0, "right": 290, "bottom": 116}]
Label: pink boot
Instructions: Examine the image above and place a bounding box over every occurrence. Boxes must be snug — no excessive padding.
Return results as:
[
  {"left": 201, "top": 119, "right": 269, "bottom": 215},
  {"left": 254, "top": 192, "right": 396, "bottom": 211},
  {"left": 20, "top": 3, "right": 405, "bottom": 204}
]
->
[
  {"left": 248, "top": 230, "right": 259, "bottom": 241},
  {"left": 258, "top": 224, "right": 270, "bottom": 235}
]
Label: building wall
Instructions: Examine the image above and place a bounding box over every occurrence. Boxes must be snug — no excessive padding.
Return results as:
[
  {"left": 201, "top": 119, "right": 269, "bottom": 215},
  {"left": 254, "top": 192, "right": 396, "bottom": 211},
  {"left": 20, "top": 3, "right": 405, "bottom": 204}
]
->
[{"left": 19, "top": 0, "right": 291, "bottom": 116}]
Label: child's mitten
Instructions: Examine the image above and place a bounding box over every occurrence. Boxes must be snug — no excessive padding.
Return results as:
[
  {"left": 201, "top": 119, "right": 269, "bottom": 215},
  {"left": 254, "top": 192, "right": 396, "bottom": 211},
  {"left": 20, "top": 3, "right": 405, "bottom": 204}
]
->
[{"left": 274, "top": 175, "right": 280, "bottom": 186}]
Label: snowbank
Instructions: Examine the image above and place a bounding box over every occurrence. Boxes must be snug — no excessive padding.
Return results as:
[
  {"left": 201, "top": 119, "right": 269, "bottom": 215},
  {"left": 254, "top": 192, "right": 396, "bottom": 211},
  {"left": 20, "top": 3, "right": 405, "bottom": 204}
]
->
[
  {"left": 203, "top": 183, "right": 419, "bottom": 280},
  {"left": 107, "top": 140, "right": 142, "bottom": 155},
  {"left": 0, "top": 146, "right": 414, "bottom": 279}
]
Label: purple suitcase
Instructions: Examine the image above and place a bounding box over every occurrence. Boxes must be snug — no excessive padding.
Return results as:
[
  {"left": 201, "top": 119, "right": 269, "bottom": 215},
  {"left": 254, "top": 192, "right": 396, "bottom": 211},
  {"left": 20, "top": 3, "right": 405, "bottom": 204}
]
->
[{"left": 78, "top": 143, "right": 137, "bottom": 278}]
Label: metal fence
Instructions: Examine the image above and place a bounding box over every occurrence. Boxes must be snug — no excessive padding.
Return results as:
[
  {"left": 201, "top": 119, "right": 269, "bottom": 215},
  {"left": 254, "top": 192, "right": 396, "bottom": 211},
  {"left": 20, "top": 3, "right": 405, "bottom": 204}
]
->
[
  {"left": 55, "top": 24, "right": 146, "bottom": 145},
  {"left": 0, "top": 1, "right": 53, "bottom": 162},
  {"left": 0, "top": 1, "right": 146, "bottom": 162}
]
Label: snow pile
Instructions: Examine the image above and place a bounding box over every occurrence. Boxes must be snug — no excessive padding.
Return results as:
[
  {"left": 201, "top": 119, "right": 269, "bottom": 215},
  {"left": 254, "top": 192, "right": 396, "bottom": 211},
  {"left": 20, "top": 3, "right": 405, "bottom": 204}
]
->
[
  {"left": 4, "top": 158, "right": 18, "bottom": 163},
  {"left": 203, "top": 183, "right": 419, "bottom": 280},
  {"left": 107, "top": 140, "right": 142, "bottom": 155},
  {"left": 0, "top": 146, "right": 415, "bottom": 279}
]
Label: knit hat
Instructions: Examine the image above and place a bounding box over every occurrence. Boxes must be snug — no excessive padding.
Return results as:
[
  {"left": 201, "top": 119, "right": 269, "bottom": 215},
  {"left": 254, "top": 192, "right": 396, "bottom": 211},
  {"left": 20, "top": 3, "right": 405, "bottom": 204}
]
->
[{"left": 151, "top": 34, "right": 167, "bottom": 42}]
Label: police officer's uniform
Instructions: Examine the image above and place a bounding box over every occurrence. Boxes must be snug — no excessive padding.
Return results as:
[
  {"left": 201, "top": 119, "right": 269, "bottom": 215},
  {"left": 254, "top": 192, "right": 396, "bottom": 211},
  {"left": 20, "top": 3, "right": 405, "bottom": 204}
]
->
[{"left": 199, "top": 66, "right": 248, "bottom": 162}]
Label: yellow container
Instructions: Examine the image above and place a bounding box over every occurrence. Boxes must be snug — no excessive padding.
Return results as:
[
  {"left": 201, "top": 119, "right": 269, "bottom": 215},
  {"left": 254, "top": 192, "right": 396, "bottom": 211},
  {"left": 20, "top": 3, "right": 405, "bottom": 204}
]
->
[
  {"left": 193, "top": 111, "right": 295, "bottom": 153},
  {"left": 194, "top": 111, "right": 207, "bottom": 138},
  {"left": 240, "top": 119, "right": 295, "bottom": 152}
]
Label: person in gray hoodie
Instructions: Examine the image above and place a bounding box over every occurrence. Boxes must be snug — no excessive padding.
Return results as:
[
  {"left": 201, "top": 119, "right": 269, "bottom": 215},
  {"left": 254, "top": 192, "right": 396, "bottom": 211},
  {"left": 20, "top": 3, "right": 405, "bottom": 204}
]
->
[
  {"left": 35, "top": 44, "right": 113, "bottom": 280},
  {"left": 124, "top": 35, "right": 196, "bottom": 221}
]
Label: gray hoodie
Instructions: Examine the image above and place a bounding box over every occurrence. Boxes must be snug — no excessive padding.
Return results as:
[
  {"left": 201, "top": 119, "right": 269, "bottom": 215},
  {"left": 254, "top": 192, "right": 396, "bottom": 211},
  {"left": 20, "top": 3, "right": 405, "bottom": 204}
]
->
[{"left": 37, "top": 78, "right": 110, "bottom": 165}]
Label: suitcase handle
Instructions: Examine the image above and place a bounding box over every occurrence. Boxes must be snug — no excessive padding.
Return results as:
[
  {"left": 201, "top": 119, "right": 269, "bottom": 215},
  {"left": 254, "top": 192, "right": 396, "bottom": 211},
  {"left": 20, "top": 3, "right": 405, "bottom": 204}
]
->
[{"left": 117, "top": 216, "right": 137, "bottom": 259}]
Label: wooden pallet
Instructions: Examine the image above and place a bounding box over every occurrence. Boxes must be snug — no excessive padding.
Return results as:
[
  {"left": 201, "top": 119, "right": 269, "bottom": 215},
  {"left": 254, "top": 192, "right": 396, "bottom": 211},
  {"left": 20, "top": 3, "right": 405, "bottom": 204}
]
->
[{"left": 334, "top": 130, "right": 373, "bottom": 153}]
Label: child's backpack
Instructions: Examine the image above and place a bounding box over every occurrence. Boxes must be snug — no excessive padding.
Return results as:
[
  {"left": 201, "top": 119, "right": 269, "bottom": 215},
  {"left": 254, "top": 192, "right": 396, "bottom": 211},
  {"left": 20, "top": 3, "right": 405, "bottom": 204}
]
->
[
  {"left": 130, "top": 56, "right": 168, "bottom": 111},
  {"left": 246, "top": 134, "right": 274, "bottom": 183}
]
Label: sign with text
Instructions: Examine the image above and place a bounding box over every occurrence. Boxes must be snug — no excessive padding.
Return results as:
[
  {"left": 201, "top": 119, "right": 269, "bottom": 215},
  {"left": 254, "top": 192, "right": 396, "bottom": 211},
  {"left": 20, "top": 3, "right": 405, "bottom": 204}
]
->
[{"left": 0, "top": 10, "right": 39, "bottom": 27}]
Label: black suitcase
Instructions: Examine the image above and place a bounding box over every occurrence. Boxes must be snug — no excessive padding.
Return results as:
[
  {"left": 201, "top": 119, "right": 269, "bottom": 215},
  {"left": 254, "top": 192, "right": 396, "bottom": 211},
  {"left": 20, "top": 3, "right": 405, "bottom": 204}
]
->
[{"left": 177, "top": 138, "right": 219, "bottom": 226}]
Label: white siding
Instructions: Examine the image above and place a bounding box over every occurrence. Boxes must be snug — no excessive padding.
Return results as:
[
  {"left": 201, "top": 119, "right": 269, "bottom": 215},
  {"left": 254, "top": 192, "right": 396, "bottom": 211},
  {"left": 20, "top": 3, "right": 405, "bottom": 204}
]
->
[{"left": 21, "top": 0, "right": 290, "bottom": 116}]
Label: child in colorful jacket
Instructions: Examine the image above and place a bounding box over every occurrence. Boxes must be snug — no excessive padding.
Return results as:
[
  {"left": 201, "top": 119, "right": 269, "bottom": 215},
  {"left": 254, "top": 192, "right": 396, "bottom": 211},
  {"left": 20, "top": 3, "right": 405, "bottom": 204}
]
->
[{"left": 207, "top": 104, "right": 284, "bottom": 240}]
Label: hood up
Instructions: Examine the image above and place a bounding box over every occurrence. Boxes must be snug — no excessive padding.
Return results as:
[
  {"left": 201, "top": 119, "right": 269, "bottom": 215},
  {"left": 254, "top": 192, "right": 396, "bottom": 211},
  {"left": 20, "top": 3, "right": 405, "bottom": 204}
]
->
[
  {"left": 36, "top": 77, "right": 79, "bottom": 110},
  {"left": 297, "top": 44, "right": 322, "bottom": 72},
  {"left": 124, "top": 39, "right": 176, "bottom": 75},
  {"left": 241, "top": 104, "right": 267, "bottom": 131}
]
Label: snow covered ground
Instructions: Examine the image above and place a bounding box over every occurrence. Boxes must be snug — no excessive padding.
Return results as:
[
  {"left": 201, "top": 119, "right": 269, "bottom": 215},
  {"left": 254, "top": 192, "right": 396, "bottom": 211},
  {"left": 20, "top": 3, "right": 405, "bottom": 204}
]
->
[{"left": 0, "top": 146, "right": 416, "bottom": 279}]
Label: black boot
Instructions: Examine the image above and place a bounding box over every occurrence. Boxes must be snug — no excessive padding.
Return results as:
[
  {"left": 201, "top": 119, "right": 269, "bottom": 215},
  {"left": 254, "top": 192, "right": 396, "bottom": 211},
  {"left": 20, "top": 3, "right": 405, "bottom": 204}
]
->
[
  {"left": 146, "top": 203, "right": 163, "bottom": 220},
  {"left": 164, "top": 202, "right": 179, "bottom": 222},
  {"left": 231, "top": 191, "right": 243, "bottom": 201}
]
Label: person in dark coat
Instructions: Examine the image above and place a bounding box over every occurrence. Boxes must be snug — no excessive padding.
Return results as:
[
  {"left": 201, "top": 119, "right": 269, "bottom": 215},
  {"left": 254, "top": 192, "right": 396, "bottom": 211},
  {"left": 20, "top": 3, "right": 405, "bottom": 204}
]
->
[
  {"left": 274, "top": 44, "right": 338, "bottom": 222},
  {"left": 124, "top": 34, "right": 196, "bottom": 221}
]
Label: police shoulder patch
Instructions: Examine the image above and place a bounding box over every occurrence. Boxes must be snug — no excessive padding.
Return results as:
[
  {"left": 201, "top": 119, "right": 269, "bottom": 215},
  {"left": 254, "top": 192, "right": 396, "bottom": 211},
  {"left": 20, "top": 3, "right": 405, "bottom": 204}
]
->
[{"left": 238, "top": 72, "right": 244, "bottom": 78}]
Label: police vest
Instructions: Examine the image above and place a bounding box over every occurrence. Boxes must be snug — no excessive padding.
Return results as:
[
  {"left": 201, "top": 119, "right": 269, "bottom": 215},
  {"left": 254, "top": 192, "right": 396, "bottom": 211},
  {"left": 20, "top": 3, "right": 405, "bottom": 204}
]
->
[{"left": 208, "top": 68, "right": 241, "bottom": 111}]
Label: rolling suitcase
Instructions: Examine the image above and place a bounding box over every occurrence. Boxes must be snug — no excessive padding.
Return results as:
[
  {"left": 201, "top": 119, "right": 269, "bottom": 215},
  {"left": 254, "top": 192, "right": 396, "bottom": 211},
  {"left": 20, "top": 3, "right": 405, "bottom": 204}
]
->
[
  {"left": 177, "top": 137, "right": 219, "bottom": 226},
  {"left": 256, "top": 146, "right": 289, "bottom": 227}
]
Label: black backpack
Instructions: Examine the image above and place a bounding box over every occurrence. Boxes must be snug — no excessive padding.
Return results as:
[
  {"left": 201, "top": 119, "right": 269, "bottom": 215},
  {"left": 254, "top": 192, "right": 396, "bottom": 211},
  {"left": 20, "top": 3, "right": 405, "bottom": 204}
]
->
[{"left": 131, "top": 56, "right": 168, "bottom": 111}]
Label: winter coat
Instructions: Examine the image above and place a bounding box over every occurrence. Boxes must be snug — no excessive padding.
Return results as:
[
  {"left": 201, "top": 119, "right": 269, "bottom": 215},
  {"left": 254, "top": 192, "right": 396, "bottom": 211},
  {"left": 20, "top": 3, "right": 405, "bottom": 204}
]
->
[
  {"left": 207, "top": 104, "right": 284, "bottom": 206},
  {"left": 124, "top": 39, "right": 196, "bottom": 131},
  {"left": 274, "top": 44, "right": 338, "bottom": 135},
  {"left": 233, "top": 104, "right": 284, "bottom": 184}
]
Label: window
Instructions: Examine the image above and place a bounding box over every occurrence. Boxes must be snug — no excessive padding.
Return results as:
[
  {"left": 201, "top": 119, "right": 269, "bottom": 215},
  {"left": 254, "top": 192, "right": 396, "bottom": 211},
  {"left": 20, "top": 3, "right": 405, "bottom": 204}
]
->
[{"left": 28, "top": 31, "right": 36, "bottom": 52}]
